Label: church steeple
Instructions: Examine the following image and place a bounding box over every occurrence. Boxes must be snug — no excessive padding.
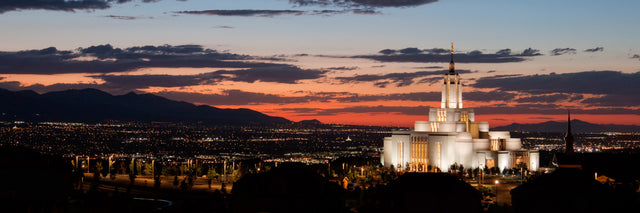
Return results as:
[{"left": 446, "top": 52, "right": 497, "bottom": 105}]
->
[
  {"left": 565, "top": 110, "right": 574, "bottom": 154},
  {"left": 449, "top": 42, "right": 455, "bottom": 74}
]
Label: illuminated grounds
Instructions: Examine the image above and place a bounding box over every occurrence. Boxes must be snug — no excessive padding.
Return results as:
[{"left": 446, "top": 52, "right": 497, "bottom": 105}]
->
[{"left": 2, "top": 122, "right": 640, "bottom": 212}]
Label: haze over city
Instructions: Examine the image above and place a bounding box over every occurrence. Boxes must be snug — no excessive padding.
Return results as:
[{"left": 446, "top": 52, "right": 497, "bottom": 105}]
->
[{"left": 1, "top": 0, "right": 639, "bottom": 127}]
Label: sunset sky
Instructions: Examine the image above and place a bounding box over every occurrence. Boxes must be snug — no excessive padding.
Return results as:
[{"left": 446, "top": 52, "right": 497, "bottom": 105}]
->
[{"left": 1, "top": 0, "right": 639, "bottom": 127}]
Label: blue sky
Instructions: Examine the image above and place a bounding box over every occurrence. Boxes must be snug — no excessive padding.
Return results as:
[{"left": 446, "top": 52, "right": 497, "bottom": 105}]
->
[{"left": 0, "top": 0, "right": 639, "bottom": 127}]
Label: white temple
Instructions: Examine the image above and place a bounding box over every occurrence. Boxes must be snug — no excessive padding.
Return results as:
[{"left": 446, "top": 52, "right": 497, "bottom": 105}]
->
[{"left": 382, "top": 44, "right": 539, "bottom": 172}]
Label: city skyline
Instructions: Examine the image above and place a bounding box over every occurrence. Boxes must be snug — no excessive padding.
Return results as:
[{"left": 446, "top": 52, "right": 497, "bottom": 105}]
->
[{"left": 1, "top": 0, "right": 639, "bottom": 127}]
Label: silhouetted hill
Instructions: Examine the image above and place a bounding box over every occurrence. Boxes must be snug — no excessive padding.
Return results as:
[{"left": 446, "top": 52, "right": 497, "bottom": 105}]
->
[
  {"left": 297, "top": 119, "right": 322, "bottom": 124},
  {"left": 0, "top": 88, "right": 290, "bottom": 125},
  {"left": 494, "top": 119, "right": 640, "bottom": 133}
]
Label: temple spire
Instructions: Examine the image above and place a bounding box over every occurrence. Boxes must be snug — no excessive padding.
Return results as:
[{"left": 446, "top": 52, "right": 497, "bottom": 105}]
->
[
  {"left": 565, "top": 110, "right": 574, "bottom": 154},
  {"left": 449, "top": 42, "right": 455, "bottom": 74}
]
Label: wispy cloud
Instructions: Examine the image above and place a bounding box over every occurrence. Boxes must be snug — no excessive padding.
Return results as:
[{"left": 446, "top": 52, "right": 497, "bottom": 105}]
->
[
  {"left": 0, "top": 0, "right": 172, "bottom": 14},
  {"left": 177, "top": 9, "right": 305, "bottom": 17},
  {"left": 0, "top": 63, "right": 328, "bottom": 94},
  {"left": 335, "top": 70, "right": 475, "bottom": 88},
  {"left": 103, "top": 15, "right": 154, "bottom": 20},
  {"left": 349, "top": 47, "right": 542, "bottom": 63},
  {"left": 550, "top": 48, "right": 577, "bottom": 56},
  {"left": 176, "top": 8, "right": 378, "bottom": 17},
  {"left": 0, "top": 44, "right": 297, "bottom": 74},
  {"left": 151, "top": 90, "right": 522, "bottom": 106},
  {"left": 584, "top": 47, "right": 604, "bottom": 52},
  {"left": 281, "top": 104, "right": 639, "bottom": 117},
  {"left": 213, "top": 25, "right": 234, "bottom": 29},
  {"left": 472, "top": 71, "right": 640, "bottom": 107},
  {"left": 289, "top": 0, "right": 438, "bottom": 8}
]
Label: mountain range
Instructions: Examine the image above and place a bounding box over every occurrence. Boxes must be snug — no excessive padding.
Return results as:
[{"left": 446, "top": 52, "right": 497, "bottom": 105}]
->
[
  {"left": 0, "top": 88, "right": 290, "bottom": 125},
  {"left": 494, "top": 119, "right": 640, "bottom": 133}
]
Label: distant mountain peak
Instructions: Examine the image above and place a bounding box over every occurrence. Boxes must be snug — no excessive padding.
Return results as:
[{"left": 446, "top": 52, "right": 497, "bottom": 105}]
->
[{"left": 297, "top": 119, "right": 323, "bottom": 125}]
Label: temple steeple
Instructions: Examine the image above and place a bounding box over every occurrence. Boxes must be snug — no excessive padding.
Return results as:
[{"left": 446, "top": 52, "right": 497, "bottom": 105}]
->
[
  {"left": 441, "top": 43, "right": 462, "bottom": 108},
  {"left": 449, "top": 42, "right": 455, "bottom": 74},
  {"left": 565, "top": 110, "right": 574, "bottom": 154}
]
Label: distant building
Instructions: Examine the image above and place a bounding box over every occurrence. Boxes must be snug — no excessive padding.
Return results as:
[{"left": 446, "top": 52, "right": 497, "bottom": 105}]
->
[{"left": 382, "top": 44, "right": 539, "bottom": 172}]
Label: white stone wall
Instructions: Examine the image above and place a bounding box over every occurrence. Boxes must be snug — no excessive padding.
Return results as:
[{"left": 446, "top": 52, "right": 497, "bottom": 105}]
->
[
  {"left": 388, "top": 133, "right": 411, "bottom": 170},
  {"left": 456, "top": 132, "right": 474, "bottom": 169},
  {"left": 473, "top": 139, "right": 490, "bottom": 151},
  {"left": 383, "top": 137, "right": 393, "bottom": 168},
  {"left": 505, "top": 138, "right": 522, "bottom": 151},
  {"left": 529, "top": 151, "right": 540, "bottom": 171},
  {"left": 498, "top": 151, "right": 511, "bottom": 172},
  {"left": 427, "top": 133, "right": 457, "bottom": 172},
  {"left": 489, "top": 131, "right": 511, "bottom": 139},
  {"left": 414, "top": 121, "right": 430, "bottom": 132}
]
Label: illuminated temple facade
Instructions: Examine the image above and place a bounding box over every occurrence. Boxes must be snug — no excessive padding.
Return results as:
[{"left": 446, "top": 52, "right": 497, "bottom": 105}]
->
[{"left": 382, "top": 44, "right": 539, "bottom": 172}]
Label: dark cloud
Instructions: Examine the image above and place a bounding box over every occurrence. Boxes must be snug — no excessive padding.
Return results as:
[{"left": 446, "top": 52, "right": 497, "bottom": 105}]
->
[
  {"left": 335, "top": 69, "right": 475, "bottom": 87},
  {"left": 213, "top": 25, "right": 234, "bottom": 29},
  {"left": 475, "top": 105, "right": 639, "bottom": 115},
  {"left": 379, "top": 49, "right": 396, "bottom": 55},
  {"left": 176, "top": 8, "right": 378, "bottom": 17},
  {"left": 155, "top": 90, "right": 311, "bottom": 105},
  {"left": 351, "top": 47, "right": 542, "bottom": 63},
  {"left": 279, "top": 102, "right": 637, "bottom": 117},
  {"left": 281, "top": 105, "right": 430, "bottom": 116},
  {"left": 495, "top": 48, "right": 511, "bottom": 56},
  {"left": 0, "top": 64, "right": 327, "bottom": 94},
  {"left": 103, "top": 15, "right": 153, "bottom": 20},
  {"left": 584, "top": 47, "right": 604, "bottom": 52},
  {"left": 414, "top": 66, "right": 443, "bottom": 69},
  {"left": 0, "top": 0, "right": 168, "bottom": 14},
  {"left": 289, "top": 0, "right": 438, "bottom": 8},
  {"left": 327, "top": 66, "right": 358, "bottom": 71},
  {"left": 464, "top": 91, "right": 517, "bottom": 102},
  {"left": 423, "top": 48, "right": 449, "bottom": 54},
  {"left": 472, "top": 71, "right": 640, "bottom": 106},
  {"left": 513, "top": 93, "right": 571, "bottom": 103},
  {"left": 632, "top": 54, "right": 640, "bottom": 60},
  {"left": 90, "top": 65, "right": 326, "bottom": 89},
  {"left": 473, "top": 71, "right": 640, "bottom": 95},
  {"left": 215, "top": 66, "right": 327, "bottom": 84},
  {"left": 550, "top": 48, "right": 577, "bottom": 56},
  {"left": 95, "top": 74, "right": 210, "bottom": 89},
  {"left": 519, "top": 48, "right": 542, "bottom": 56},
  {"left": 0, "top": 44, "right": 294, "bottom": 74},
  {"left": 416, "top": 77, "right": 441, "bottom": 85},
  {"left": 150, "top": 90, "right": 442, "bottom": 106},
  {"left": 280, "top": 102, "right": 636, "bottom": 116},
  {"left": 581, "top": 94, "right": 640, "bottom": 107},
  {"left": 0, "top": 0, "right": 111, "bottom": 13},
  {"left": 177, "top": 9, "right": 305, "bottom": 17},
  {"left": 399, "top": 47, "right": 422, "bottom": 54}
]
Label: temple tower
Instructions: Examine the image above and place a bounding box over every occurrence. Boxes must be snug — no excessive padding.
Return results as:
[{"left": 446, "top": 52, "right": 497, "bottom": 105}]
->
[{"left": 441, "top": 43, "right": 462, "bottom": 109}]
